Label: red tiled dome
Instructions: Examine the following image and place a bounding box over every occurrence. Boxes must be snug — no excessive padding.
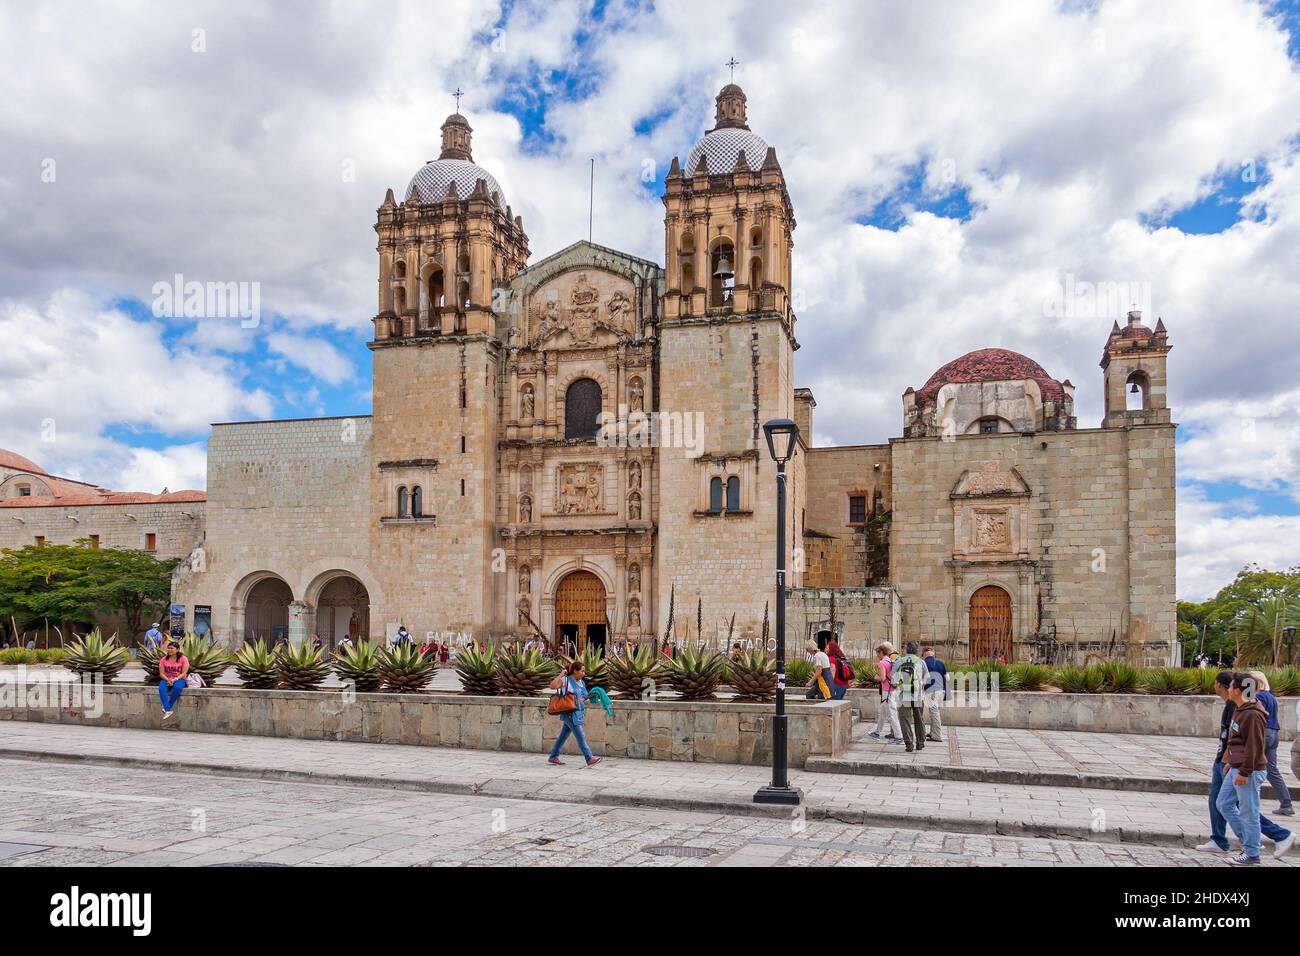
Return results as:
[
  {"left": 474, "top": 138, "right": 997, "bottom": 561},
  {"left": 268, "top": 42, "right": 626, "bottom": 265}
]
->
[
  {"left": 916, "top": 348, "right": 1066, "bottom": 407},
  {"left": 0, "top": 449, "right": 47, "bottom": 475}
]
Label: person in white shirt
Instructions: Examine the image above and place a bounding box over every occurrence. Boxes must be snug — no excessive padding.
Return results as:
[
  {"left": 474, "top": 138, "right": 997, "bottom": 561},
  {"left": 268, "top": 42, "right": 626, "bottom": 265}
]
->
[{"left": 804, "top": 639, "right": 833, "bottom": 700}]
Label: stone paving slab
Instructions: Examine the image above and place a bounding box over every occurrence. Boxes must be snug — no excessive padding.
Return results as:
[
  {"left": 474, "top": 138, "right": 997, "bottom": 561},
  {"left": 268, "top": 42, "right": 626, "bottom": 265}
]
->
[
  {"left": 804, "top": 723, "right": 1291, "bottom": 797},
  {"left": 3, "top": 722, "right": 1291, "bottom": 852}
]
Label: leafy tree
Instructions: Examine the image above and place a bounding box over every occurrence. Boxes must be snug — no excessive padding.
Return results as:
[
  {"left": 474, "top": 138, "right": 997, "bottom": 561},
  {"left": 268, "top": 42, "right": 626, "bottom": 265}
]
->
[
  {"left": 0, "top": 542, "right": 177, "bottom": 644},
  {"left": 1179, "top": 565, "right": 1300, "bottom": 666}
]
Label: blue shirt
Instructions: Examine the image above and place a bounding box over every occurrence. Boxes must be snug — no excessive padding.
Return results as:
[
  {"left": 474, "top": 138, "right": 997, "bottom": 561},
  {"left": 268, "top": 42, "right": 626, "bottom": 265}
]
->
[
  {"left": 562, "top": 676, "right": 590, "bottom": 719},
  {"left": 1259, "top": 691, "right": 1280, "bottom": 732},
  {"left": 145, "top": 628, "right": 163, "bottom": 647},
  {"left": 924, "top": 656, "right": 948, "bottom": 694}
]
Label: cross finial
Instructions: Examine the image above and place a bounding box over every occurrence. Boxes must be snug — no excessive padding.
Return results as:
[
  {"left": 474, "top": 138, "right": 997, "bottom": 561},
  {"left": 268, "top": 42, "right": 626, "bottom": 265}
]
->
[
  {"left": 725, "top": 57, "right": 739, "bottom": 82},
  {"left": 453, "top": 87, "right": 464, "bottom": 113}
]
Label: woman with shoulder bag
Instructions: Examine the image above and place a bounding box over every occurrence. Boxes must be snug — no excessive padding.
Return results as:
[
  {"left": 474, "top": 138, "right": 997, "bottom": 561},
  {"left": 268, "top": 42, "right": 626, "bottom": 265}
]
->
[{"left": 546, "top": 660, "right": 601, "bottom": 767}]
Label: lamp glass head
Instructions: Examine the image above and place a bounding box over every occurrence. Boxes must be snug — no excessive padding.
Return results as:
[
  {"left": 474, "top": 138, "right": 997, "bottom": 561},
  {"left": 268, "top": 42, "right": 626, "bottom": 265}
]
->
[{"left": 762, "top": 418, "right": 799, "bottom": 464}]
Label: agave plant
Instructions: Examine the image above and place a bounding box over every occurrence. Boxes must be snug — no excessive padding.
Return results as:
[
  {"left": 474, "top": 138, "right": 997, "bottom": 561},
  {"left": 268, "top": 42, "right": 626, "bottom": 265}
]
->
[
  {"left": 1053, "top": 664, "right": 1106, "bottom": 694},
  {"left": 661, "top": 646, "right": 726, "bottom": 700},
  {"left": 137, "top": 640, "right": 164, "bottom": 679},
  {"left": 850, "top": 658, "right": 879, "bottom": 688},
  {"left": 495, "top": 646, "right": 560, "bottom": 697},
  {"left": 1193, "top": 667, "right": 1223, "bottom": 695},
  {"left": 63, "top": 629, "right": 130, "bottom": 683},
  {"left": 455, "top": 643, "right": 498, "bottom": 696},
  {"left": 1008, "top": 663, "right": 1052, "bottom": 691},
  {"left": 784, "top": 658, "right": 814, "bottom": 687},
  {"left": 607, "top": 644, "right": 661, "bottom": 699},
  {"left": 1264, "top": 665, "right": 1300, "bottom": 696},
  {"left": 377, "top": 641, "right": 436, "bottom": 693},
  {"left": 561, "top": 646, "right": 608, "bottom": 693},
  {"left": 727, "top": 648, "right": 777, "bottom": 702},
  {"left": 333, "top": 640, "right": 383, "bottom": 693},
  {"left": 1139, "top": 667, "right": 1197, "bottom": 696},
  {"left": 276, "top": 640, "right": 331, "bottom": 690},
  {"left": 180, "top": 633, "right": 231, "bottom": 684},
  {"left": 1098, "top": 660, "right": 1140, "bottom": 693},
  {"left": 233, "top": 638, "right": 280, "bottom": 689}
]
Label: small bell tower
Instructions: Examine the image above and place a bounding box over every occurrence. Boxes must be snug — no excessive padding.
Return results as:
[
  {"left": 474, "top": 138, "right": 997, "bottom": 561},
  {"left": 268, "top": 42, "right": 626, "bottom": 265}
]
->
[{"left": 1101, "top": 310, "right": 1172, "bottom": 427}]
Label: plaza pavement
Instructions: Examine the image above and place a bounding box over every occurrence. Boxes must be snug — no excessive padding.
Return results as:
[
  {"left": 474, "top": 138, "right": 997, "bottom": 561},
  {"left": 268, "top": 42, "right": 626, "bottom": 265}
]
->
[{"left": 2, "top": 721, "right": 1290, "bottom": 854}]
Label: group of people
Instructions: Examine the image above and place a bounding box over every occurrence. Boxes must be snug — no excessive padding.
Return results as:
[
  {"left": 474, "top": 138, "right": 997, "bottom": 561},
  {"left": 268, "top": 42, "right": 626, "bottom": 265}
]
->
[
  {"left": 1196, "top": 670, "right": 1296, "bottom": 865},
  {"left": 804, "top": 639, "right": 948, "bottom": 754}
]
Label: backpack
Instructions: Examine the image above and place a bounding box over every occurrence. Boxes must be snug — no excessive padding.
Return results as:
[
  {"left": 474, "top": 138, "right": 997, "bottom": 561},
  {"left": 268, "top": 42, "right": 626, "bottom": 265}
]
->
[
  {"left": 894, "top": 655, "right": 922, "bottom": 695},
  {"left": 833, "top": 656, "right": 854, "bottom": 685}
]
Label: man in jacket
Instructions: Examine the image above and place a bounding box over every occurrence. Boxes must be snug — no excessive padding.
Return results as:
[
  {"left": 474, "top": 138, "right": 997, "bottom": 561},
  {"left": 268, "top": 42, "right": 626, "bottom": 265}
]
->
[
  {"left": 1216, "top": 673, "right": 1294, "bottom": 865},
  {"left": 893, "top": 641, "right": 929, "bottom": 753}
]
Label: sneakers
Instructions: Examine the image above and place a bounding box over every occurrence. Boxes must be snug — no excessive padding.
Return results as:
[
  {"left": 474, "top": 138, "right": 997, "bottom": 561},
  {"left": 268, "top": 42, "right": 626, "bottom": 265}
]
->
[
  {"left": 867, "top": 731, "right": 881, "bottom": 739},
  {"left": 162, "top": 710, "right": 172, "bottom": 721},
  {"left": 886, "top": 737, "right": 905, "bottom": 746},
  {"left": 1274, "top": 833, "right": 1295, "bottom": 860},
  {"left": 1226, "top": 852, "right": 1261, "bottom": 866},
  {"left": 586, "top": 756, "right": 602, "bottom": 768},
  {"left": 926, "top": 735, "right": 943, "bottom": 743},
  {"left": 547, "top": 757, "right": 565, "bottom": 765},
  {"left": 1194, "top": 839, "right": 1229, "bottom": 853},
  {"left": 1276, "top": 806, "right": 1296, "bottom": 816}
]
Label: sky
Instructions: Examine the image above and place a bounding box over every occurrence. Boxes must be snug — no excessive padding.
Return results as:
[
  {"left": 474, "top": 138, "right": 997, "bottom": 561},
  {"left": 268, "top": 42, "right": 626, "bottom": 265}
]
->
[{"left": 1, "top": 0, "right": 1298, "bottom": 601}]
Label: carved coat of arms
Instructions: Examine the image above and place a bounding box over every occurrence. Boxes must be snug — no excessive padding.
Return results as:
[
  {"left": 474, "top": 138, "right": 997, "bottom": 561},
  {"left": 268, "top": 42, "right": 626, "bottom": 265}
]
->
[{"left": 557, "top": 462, "right": 603, "bottom": 515}]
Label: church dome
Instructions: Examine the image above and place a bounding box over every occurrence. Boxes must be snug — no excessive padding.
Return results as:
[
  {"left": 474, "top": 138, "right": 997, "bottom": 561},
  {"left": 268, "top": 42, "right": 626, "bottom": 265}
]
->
[
  {"left": 916, "top": 348, "right": 1067, "bottom": 406},
  {"left": 404, "top": 110, "right": 505, "bottom": 206},
  {"left": 405, "top": 159, "right": 505, "bottom": 206},
  {"left": 0, "top": 448, "right": 46, "bottom": 474},
  {"left": 685, "top": 126, "right": 770, "bottom": 175}
]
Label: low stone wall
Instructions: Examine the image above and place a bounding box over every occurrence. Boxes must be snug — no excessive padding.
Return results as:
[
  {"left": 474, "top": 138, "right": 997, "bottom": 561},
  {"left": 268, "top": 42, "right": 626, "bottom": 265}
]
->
[
  {"left": 0, "top": 684, "right": 853, "bottom": 767},
  {"left": 847, "top": 688, "right": 1298, "bottom": 739}
]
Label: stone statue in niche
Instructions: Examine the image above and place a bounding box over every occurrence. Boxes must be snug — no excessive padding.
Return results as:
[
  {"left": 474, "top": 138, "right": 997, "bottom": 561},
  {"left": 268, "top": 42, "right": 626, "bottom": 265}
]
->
[
  {"left": 519, "top": 494, "right": 533, "bottom": 523},
  {"left": 570, "top": 273, "right": 599, "bottom": 343},
  {"left": 628, "top": 377, "right": 644, "bottom": 412},
  {"left": 557, "top": 463, "right": 602, "bottom": 515},
  {"left": 518, "top": 565, "right": 530, "bottom": 594},
  {"left": 628, "top": 491, "right": 642, "bottom": 520},
  {"left": 628, "top": 562, "right": 641, "bottom": 593},
  {"left": 973, "top": 509, "right": 1012, "bottom": 551},
  {"left": 520, "top": 383, "right": 535, "bottom": 419},
  {"left": 628, "top": 459, "right": 641, "bottom": 490},
  {"left": 607, "top": 290, "right": 633, "bottom": 330},
  {"left": 627, "top": 597, "right": 641, "bottom": 629}
]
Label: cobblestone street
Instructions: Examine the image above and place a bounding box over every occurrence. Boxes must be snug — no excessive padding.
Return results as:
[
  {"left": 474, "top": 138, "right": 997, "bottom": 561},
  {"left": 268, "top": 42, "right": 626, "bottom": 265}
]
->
[{"left": 0, "top": 756, "right": 1269, "bottom": 868}]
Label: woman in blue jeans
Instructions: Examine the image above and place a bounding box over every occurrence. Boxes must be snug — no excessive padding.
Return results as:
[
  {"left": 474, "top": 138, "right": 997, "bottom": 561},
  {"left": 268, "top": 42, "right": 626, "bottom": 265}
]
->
[
  {"left": 157, "top": 642, "right": 189, "bottom": 721},
  {"left": 547, "top": 661, "right": 602, "bottom": 767}
]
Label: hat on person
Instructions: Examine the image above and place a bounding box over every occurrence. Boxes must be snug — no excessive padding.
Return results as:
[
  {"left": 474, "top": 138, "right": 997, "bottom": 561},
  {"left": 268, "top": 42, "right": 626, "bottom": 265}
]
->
[
  {"left": 805, "top": 639, "right": 819, "bottom": 653},
  {"left": 151, "top": 622, "right": 160, "bottom": 628}
]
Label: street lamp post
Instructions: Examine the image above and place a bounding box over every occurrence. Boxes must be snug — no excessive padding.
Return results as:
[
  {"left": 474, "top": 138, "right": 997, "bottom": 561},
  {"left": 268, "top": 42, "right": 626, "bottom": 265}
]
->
[{"left": 754, "top": 418, "right": 803, "bottom": 806}]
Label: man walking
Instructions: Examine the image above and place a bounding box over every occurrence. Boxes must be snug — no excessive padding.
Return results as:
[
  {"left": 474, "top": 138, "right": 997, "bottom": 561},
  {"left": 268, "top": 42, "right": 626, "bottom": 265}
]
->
[
  {"left": 144, "top": 622, "right": 165, "bottom": 649},
  {"left": 893, "top": 641, "right": 929, "bottom": 753},
  {"left": 1197, "top": 672, "right": 1293, "bottom": 857},
  {"left": 1216, "top": 673, "right": 1294, "bottom": 865},
  {"left": 922, "top": 646, "right": 948, "bottom": 743},
  {"left": 1249, "top": 671, "right": 1294, "bottom": 816}
]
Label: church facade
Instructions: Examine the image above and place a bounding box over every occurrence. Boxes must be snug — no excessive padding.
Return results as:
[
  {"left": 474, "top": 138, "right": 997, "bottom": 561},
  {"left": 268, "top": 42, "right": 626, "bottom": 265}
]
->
[{"left": 164, "top": 83, "right": 1177, "bottom": 663}]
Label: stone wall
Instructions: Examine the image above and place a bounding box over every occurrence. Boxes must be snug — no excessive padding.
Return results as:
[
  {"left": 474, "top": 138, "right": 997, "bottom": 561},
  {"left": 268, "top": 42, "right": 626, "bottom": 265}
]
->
[
  {"left": 171, "top": 416, "right": 374, "bottom": 645},
  {"left": 802, "top": 443, "right": 891, "bottom": 587},
  {"left": 887, "top": 423, "right": 1176, "bottom": 661},
  {"left": 1, "top": 684, "right": 853, "bottom": 767},
  {"left": 785, "top": 587, "right": 901, "bottom": 658}
]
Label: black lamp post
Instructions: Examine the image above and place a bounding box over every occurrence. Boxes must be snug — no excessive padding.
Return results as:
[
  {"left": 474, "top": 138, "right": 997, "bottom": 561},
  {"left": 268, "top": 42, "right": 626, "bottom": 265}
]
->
[{"left": 754, "top": 417, "right": 803, "bottom": 806}]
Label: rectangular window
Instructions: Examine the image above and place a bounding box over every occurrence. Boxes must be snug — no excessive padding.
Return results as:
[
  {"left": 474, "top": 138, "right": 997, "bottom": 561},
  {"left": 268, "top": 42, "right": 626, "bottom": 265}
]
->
[
  {"left": 980, "top": 418, "right": 999, "bottom": 434},
  {"left": 17, "top": 484, "right": 31, "bottom": 497},
  {"left": 145, "top": 532, "right": 157, "bottom": 551},
  {"left": 848, "top": 495, "right": 867, "bottom": 523},
  {"left": 460, "top": 479, "right": 465, "bottom": 497},
  {"left": 460, "top": 435, "right": 466, "bottom": 453},
  {"left": 89, "top": 535, "right": 100, "bottom": 549}
]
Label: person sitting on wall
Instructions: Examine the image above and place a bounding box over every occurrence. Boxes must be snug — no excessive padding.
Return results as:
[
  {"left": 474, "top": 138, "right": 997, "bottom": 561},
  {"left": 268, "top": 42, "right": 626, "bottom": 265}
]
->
[{"left": 157, "top": 641, "right": 190, "bottom": 721}]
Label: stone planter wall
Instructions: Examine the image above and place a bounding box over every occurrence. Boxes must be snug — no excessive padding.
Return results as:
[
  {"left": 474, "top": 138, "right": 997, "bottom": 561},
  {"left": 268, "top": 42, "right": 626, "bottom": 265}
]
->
[
  {"left": 847, "top": 688, "right": 1298, "bottom": 739},
  {"left": 1, "top": 684, "right": 853, "bottom": 767}
]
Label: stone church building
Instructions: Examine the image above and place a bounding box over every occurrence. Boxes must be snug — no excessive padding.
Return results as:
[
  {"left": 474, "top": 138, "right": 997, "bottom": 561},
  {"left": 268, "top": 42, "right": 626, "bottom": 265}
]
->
[{"left": 161, "top": 83, "right": 1176, "bottom": 663}]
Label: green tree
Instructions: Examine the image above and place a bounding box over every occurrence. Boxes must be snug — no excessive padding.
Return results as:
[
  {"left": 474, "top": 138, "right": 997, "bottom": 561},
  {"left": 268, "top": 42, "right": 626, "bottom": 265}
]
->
[
  {"left": 0, "top": 542, "right": 177, "bottom": 644},
  {"left": 1179, "top": 565, "right": 1300, "bottom": 666}
]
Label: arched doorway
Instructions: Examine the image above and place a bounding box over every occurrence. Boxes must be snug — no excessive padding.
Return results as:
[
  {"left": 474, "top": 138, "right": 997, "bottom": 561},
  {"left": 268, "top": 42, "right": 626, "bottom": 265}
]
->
[
  {"left": 316, "top": 575, "right": 371, "bottom": 650},
  {"left": 244, "top": 576, "right": 292, "bottom": 644},
  {"left": 968, "top": 585, "right": 1012, "bottom": 662},
  {"left": 554, "top": 570, "right": 607, "bottom": 654}
]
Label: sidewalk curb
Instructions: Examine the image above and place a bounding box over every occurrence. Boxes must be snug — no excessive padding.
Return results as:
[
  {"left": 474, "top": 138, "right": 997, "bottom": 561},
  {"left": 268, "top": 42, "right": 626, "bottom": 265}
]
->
[{"left": 0, "top": 745, "right": 1217, "bottom": 850}]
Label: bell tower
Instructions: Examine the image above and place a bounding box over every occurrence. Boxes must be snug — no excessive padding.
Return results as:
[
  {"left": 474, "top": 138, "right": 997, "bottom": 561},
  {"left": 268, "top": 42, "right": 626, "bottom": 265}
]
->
[
  {"left": 367, "top": 104, "right": 529, "bottom": 637},
  {"left": 656, "top": 82, "right": 803, "bottom": 638},
  {"left": 1101, "top": 310, "right": 1172, "bottom": 427}
]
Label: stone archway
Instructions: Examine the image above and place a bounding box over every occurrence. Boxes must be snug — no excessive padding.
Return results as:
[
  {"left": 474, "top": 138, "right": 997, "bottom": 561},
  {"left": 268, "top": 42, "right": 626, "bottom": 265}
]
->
[
  {"left": 241, "top": 575, "right": 293, "bottom": 644},
  {"left": 553, "top": 570, "right": 607, "bottom": 654},
  {"left": 314, "top": 575, "right": 371, "bottom": 651}
]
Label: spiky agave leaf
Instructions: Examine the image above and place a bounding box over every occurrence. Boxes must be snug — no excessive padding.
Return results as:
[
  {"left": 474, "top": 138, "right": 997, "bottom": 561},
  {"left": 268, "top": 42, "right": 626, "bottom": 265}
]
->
[
  {"left": 661, "top": 645, "right": 725, "bottom": 700},
  {"left": 276, "top": 639, "right": 332, "bottom": 690},
  {"left": 63, "top": 629, "right": 129, "bottom": 684},
  {"left": 561, "top": 645, "right": 608, "bottom": 692},
  {"left": 454, "top": 642, "right": 498, "bottom": 696},
  {"left": 179, "top": 632, "right": 231, "bottom": 684},
  {"left": 378, "top": 641, "right": 437, "bottom": 693},
  {"left": 332, "top": 640, "right": 383, "bottom": 693},
  {"left": 233, "top": 638, "right": 280, "bottom": 689},
  {"left": 727, "top": 648, "right": 777, "bottom": 702},
  {"left": 494, "top": 647, "right": 560, "bottom": 697},
  {"left": 607, "top": 644, "right": 662, "bottom": 699}
]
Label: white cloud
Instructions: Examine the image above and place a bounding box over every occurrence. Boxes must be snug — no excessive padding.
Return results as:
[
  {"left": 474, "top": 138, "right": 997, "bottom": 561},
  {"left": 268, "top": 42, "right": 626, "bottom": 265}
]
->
[
  {"left": 267, "top": 332, "right": 353, "bottom": 387},
  {"left": 114, "top": 443, "right": 209, "bottom": 493},
  {"left": 1178, "top": 486, "right": 1300, "bottom": 600}
]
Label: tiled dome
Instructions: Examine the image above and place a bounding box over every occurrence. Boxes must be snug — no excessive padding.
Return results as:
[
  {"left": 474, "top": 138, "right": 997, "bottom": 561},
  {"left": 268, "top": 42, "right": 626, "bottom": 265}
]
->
[
  {"left": 0, "top": 448, "right": 46, "bottom": 474},
  {"left": 917, "top": 348, "right": 1066, "bottom": 406},
  {"left": 684, "top": 127, "right": 770, "bottom": 175},
  {"left": 405, "top": 159, "right": 505, "bottom": 206}
]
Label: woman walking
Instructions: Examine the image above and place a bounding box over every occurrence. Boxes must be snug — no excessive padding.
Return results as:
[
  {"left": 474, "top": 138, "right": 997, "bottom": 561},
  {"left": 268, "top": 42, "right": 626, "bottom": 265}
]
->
[
  {"left": 157, "top": 641, "right": 189, "bottom": 721},
  {"left": 546, "top": 660, "right": 602, "bottom": 767}
]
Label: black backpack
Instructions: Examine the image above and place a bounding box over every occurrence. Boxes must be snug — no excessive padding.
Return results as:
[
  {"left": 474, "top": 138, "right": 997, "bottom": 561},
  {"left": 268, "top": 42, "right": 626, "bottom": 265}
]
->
[{"left": 833, "top": 655, "right": 854, "bottom": 685}]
